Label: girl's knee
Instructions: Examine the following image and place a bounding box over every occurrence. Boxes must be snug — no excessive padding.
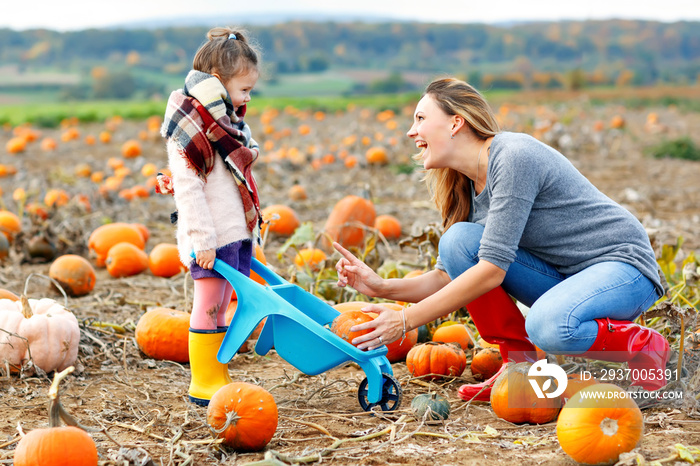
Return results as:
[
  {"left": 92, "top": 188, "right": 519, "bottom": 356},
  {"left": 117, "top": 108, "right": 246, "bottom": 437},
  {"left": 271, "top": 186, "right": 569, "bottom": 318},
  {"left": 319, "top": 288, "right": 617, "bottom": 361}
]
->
[
  {"left": 438, "top": 222, "right": 483, "bottom": 278},
  {"left": 525, "top": 308, "right": 573, "bottom": 353}
]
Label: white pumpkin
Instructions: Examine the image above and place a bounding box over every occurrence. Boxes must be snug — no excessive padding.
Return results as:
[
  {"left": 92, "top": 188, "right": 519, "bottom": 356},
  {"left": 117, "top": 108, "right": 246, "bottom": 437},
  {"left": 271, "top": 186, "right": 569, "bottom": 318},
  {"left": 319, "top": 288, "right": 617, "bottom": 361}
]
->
[{"left": 0, "top": 296, "right": 80, "bottom": 373}]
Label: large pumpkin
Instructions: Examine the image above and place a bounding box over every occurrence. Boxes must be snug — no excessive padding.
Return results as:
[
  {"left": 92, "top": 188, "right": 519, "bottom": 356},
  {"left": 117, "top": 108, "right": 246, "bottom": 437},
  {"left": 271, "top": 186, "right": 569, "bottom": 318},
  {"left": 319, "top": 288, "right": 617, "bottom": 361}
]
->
[
  {"left": 135, "top": 307, "right": 190, "bottom": 363},
  {"left": 322, "top": 195, "right": 376, "bottom": 250},
  {"left": 88, "top": 222, "right": 145, "bottom": 267},
  {"left": 13, "top": 426, "right": 98, "bottom": 466},
  {"left": 207, "top": 382, "right": 278, "bottom": 451},
  {"left": 0, "top": 296, "right": 80, "bottom": 373},
  {"left": 332, "top": 301, "right": 418, "bottom": 362},
  {"left": 557, "top": 384, "right": 643, "bottom": 465},
  {"left": 48, "top": 254, "right": 96, "bottom": 297},
  {"left": 432, "top": 322, "right": 473, "bottom": 351},
  {"left": 490, "top": 362, "right": 561, "bottom": 424},
  {"left": 405, "top": 342, "right": 467, "bottom": 380}
]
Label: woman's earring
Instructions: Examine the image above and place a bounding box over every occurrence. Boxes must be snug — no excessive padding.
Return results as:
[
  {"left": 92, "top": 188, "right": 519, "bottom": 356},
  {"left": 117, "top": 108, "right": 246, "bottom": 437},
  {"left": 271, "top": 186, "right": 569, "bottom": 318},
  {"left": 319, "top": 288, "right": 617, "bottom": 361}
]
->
[{"left": 450, "top": 133, "right": 454, "bottom": 139}]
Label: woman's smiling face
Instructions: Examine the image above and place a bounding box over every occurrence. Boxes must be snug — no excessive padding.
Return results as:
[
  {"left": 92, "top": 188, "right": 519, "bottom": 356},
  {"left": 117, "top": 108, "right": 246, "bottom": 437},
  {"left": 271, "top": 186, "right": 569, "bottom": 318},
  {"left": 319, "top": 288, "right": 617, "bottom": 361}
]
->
[{"left": 406, "top": 94, "right": 454, "bottom": 170}]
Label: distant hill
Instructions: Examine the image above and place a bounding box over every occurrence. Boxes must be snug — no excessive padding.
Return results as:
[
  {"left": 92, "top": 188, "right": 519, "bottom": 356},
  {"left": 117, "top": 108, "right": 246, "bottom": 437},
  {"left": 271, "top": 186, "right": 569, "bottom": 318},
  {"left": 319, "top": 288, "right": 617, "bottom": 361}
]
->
[{"left": 0, "top": 19, "right": 698, "bottom": 101}]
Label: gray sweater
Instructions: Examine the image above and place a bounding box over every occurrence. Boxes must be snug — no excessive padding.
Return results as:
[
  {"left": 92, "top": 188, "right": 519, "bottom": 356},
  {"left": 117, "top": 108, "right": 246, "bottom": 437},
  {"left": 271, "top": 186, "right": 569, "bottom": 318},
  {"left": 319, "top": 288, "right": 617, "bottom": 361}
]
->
[{"left": 438, "top": 132, "right": 663, "bottom": 296}]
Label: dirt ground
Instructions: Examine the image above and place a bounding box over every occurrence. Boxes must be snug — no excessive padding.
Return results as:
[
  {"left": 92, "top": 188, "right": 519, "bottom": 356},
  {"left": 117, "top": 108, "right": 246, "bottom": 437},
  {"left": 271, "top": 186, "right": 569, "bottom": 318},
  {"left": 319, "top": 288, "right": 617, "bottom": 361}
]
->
[{"left": 1, "top": 97, "right": 700, "bottom": 465}]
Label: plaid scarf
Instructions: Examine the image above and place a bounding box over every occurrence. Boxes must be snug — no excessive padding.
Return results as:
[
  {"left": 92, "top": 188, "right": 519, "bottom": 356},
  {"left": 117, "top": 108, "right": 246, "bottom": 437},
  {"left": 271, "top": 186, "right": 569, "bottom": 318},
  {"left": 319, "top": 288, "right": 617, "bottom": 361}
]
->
[{"left": 159, "top": 70, "right": 262, "bottom": 235}]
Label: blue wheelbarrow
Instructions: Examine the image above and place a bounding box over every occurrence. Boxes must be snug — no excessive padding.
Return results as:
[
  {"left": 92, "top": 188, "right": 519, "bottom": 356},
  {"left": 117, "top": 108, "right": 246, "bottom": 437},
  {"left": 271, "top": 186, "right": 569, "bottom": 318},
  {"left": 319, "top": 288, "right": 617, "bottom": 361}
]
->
[{"left": 209, "top": 256, "right": 402, "bottom": 412}]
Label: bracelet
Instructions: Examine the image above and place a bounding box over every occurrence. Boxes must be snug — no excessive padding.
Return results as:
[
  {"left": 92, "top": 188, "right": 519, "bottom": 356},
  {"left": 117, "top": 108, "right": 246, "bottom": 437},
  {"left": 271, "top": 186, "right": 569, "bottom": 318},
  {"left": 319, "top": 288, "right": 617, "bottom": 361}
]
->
[{"left": 400, "top": 308, "right": 407, "bottom": 345}]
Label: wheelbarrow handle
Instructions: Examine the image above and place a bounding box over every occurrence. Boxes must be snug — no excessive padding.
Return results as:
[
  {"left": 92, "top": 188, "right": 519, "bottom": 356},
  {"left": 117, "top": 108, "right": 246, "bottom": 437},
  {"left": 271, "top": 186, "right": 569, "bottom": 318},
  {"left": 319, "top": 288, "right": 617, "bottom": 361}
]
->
[{"left": 250, "top": 257, "right": 287, "bottom": 286}]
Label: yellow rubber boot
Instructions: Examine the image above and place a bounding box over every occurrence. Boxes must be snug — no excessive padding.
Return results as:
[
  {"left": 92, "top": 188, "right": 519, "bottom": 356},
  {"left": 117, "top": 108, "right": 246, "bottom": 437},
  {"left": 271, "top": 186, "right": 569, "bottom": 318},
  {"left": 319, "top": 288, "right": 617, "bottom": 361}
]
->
[{"left": 188, "top": 329, "right": 233, "bottom": 406}]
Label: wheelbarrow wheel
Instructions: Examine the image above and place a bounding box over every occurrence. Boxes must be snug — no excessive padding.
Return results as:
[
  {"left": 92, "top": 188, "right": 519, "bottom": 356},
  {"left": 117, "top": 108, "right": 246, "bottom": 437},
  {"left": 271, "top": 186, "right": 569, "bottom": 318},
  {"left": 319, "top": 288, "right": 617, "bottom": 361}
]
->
[{"left": 357, "top": 373, "right": 402, "bottom": 412}]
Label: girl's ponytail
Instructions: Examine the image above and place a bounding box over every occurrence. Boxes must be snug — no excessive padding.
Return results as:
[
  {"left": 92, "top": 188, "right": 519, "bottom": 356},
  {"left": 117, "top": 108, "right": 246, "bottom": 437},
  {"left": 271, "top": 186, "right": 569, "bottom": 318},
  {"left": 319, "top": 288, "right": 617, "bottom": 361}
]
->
[{"left": 193, "top": 27, "right": 260, "bottom": 81}]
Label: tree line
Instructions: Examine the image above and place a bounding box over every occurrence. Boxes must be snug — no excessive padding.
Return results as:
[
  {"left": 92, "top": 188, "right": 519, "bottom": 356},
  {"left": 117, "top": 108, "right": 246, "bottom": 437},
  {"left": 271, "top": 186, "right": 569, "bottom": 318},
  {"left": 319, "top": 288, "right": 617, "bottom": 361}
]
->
[{"left": 1, "top": 19, "right": 699, "bottom": 99}]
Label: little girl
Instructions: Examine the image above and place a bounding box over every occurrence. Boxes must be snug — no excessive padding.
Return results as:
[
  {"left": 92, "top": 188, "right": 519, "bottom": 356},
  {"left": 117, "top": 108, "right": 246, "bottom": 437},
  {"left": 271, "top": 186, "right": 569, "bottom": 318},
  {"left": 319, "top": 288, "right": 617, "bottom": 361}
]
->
[{"left": 159, "top": 26, "right": 262, "bottom": 406}]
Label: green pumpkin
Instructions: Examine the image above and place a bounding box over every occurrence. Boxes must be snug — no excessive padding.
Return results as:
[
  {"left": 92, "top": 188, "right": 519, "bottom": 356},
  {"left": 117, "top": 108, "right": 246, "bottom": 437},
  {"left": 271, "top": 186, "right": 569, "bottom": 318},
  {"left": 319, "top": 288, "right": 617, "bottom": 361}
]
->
[{"left": 411, "top": 392, "right": 450, "bottom": 420}]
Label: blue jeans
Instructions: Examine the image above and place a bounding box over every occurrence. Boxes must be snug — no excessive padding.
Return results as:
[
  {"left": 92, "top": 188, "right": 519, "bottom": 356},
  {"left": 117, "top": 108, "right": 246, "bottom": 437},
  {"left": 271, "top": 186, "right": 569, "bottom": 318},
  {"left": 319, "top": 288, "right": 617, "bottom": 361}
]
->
[{"left": 438, "top": 223, "right": 660, "bottom": 353}]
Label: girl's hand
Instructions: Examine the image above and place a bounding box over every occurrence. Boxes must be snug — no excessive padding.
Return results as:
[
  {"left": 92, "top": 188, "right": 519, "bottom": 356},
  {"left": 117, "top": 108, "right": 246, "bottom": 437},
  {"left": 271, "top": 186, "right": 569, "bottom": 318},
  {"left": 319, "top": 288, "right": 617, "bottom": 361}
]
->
[
  {"left": 196, "top": 249, "right": 216, "bottom": 269},
  {"left": 350, "top": 304, "right": 404, "bottom": 351},
  {"left": 333, "top": 242, "right": 384, "bottom": 297}
]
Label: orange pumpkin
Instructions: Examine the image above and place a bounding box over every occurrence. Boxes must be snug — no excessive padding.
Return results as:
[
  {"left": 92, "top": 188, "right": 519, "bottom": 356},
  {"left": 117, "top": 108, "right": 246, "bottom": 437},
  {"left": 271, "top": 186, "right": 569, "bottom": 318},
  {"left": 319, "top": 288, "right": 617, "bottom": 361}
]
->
[
  {"left": 105, "top": 242, "right": 149, "bottom": 278},
  {"left": 135, "top": 307, "right": 190, "bottom": 362},
  {"left": 470, "top": 347, "right": 504, "bottom": 380},
  {"left": 88, "top": 223, "right": 145, "bottom": 267},
  {"left": 365, "top": 146, "right": 388, "bottom": 165},
  {"left": 490, "top": 362, "right": 561, "bottom": 424},
  {"left": 0, "top": 288, "right": 19, "bottom": 301},
  {"left": 148, "top": 243, "right": 186, "bottom": 278},
  {"left": 207, "top": 382, "right": 278, "bottom": 451},
  {"left": 14, "top": 426, "right": 98, "bottom": 466},
  {"left": 405, "top": 342, "right": 467, "bottom": 380},
  {"left": 48, "top": 254, "right": 97, "bottom": 297},
  {"left": 6, "top": 137, "right": 26, "bottom": 154},
  {"left": 330, "top": 310, "right": 373, "bottom": 347},
  {"left": 374, "top": 214, "right": 402, "bottom": 240},
  {"left": 557, "top": 384, "right": 643, "bottom": 465},
  {"left": 260, "top": 205, "right": 300, "bottom": 237},
  {"left": 293, "top": 248, "right": 327, "bottom": 271},
  {"left": 432, "top": 323, "right": 473, "bottom": 351},
  {"left": 332, "top": 301, "right": 418, "bottom": 362},
  {"left": 322, "top": 195, "right": 376, "bottom": 250},
  {"left": 287, "top": 184, "right": 308, "bottom": 201},
  {"left": 0, "top": 210, "right": 21, "bottom": 243},
  {"left": 560, "top": 372, "right": 599, "bottom": 405},
  {"left": 121, "top": 139, "right": 142, "bottom": 158}
]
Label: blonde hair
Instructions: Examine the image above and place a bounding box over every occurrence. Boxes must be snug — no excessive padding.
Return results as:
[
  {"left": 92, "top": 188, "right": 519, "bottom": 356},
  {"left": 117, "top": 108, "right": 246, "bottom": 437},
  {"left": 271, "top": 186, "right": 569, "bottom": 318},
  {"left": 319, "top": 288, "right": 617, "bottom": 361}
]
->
[
  {"left": 419, "top": 78, "right": 501, "bottom": 231},
  {"left": 192, "top": 27, "right": 260, "bottom": 81}
]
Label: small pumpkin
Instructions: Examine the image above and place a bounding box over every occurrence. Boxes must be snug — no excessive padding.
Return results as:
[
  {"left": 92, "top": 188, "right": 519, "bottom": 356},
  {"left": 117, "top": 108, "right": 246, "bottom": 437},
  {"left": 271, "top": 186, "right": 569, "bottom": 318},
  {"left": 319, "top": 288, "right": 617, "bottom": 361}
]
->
[
  {"left": 332, "top": 301, "right": 418, "bottom": 362},
  {"left": 88, "top": 223, "right": 145, "bottom": 267},
  {"left": 13, "top": 368, "right": 98, "bottom": 466},
  {"left": 561, "top": 372, "right": 599, "bottom": 405},
  {"left": 557, "top": 384, "right": 643, "bottom": 465},
  {"left": 322, "top": 195, "right": 376, "bottom": 250},
  {"left": 490, "top": 362, "right": 561, "bottom": 425},
  {"left": 105, "top": 242, "right": 149, "bottom": 277},
  {"left": 260, "top": 205, "right": 300, "bottom": 237},
  {"left": 48, "top": 254, "right": 97, "bottom": 297},
  {"left": 0, "top": 295, "right": 80, "bottom": 373},
  {"left": 207, "top": 382, "right": 278, "bottom": 451},
  {"left": 432, "top": 322, "right": 473, "bottom": 351},
  {"left": 470, "top": 347, "right": 503, "bottom": 380},
  {"left": 135, "top": 307, "right": 190, "bottom": 362},
  {"left": 330, "top": 310, "right": 373, "bottom": 347},
  {"left": 121, "top": 139, "right": 142, "bottom": 158},
  {"left": 293, "top": 248, "right": 327, "bottom": 271},
  {"left": 0, "top": 288, "right": 19, "bottom": 301},
  {"left": 374, "top": 214, "right": 402, "bottom": 240},
  {"left": 411, "top": 392, "right": 451, "bottom": 420},
  {"left": 0, "top": 210, "right": 21, "bottom": 243},
  {"left": 405, "top": 341, "right": 467, "bottom": 380},
  {"left": 148, "top": 243, "right": 186, "bottom": 278}
]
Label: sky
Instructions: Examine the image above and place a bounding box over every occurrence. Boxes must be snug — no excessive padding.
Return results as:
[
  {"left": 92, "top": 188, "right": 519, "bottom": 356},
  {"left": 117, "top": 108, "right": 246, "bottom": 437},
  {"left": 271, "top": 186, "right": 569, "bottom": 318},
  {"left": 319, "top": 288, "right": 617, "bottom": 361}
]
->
[{"left": 3, "top": 0, "right": 700, "bottom": 31}]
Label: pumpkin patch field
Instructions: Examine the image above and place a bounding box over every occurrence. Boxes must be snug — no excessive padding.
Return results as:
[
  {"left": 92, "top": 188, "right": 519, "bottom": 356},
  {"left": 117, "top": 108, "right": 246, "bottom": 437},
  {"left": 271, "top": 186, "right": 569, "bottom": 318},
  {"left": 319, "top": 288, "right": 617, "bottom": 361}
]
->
[{"left": 2, "top": 94, "right": 700, "bottom": 465}]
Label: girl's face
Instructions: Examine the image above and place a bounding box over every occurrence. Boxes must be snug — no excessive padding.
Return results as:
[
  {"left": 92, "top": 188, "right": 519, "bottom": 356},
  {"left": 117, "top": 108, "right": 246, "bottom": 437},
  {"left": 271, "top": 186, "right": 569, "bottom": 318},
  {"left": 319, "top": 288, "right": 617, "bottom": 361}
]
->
[
  {"left": 222, "top": 69, "right": 258, "bottom": 111},
  {"left": 406, "top": 94, "right": 454, "bottom": 170}
]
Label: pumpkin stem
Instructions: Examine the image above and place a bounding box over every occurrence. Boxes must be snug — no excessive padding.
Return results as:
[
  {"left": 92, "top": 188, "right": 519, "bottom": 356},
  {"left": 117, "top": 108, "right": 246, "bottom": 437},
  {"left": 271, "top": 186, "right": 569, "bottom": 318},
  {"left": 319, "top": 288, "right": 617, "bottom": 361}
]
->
[
  {"left": 212, "top": 410, "right": 241, "bottom": 434},
  {"left": 20, "top": 295, "right": 33, "bottom": 319},
  {"left": 48, "top": 366, "right": 74, "bottom": 428}
]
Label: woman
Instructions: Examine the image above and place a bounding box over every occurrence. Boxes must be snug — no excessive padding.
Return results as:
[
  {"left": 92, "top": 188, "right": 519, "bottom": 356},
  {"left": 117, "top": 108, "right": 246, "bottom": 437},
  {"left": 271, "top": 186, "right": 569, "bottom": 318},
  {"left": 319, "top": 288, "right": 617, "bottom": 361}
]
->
[{"left": 334, "top": 77, "right": 669, "bottom": 401}]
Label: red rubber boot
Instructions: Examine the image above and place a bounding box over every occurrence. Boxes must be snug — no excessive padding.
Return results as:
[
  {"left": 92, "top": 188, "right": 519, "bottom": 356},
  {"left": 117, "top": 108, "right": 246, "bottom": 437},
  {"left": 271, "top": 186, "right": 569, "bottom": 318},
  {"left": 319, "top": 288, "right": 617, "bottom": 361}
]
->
[
  {"left": 458, "top": 286, "right": 538, "bottom": 402},
  {"left": 584, "top": 318, "right": 670, "bottom": 391}
]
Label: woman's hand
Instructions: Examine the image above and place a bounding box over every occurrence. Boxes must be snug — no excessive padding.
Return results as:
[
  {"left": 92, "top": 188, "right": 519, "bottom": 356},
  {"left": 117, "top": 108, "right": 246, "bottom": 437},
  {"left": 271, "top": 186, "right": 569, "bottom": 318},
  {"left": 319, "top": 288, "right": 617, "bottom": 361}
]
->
[
  {"left": 196, "top": 249, "right": 216, "bottom": 269},
  {"left": 333, "top": 242, "right": 384, "bottom": 297},
  {"left": 350, "top": 304, "right": 405, "bottom": 351}
]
